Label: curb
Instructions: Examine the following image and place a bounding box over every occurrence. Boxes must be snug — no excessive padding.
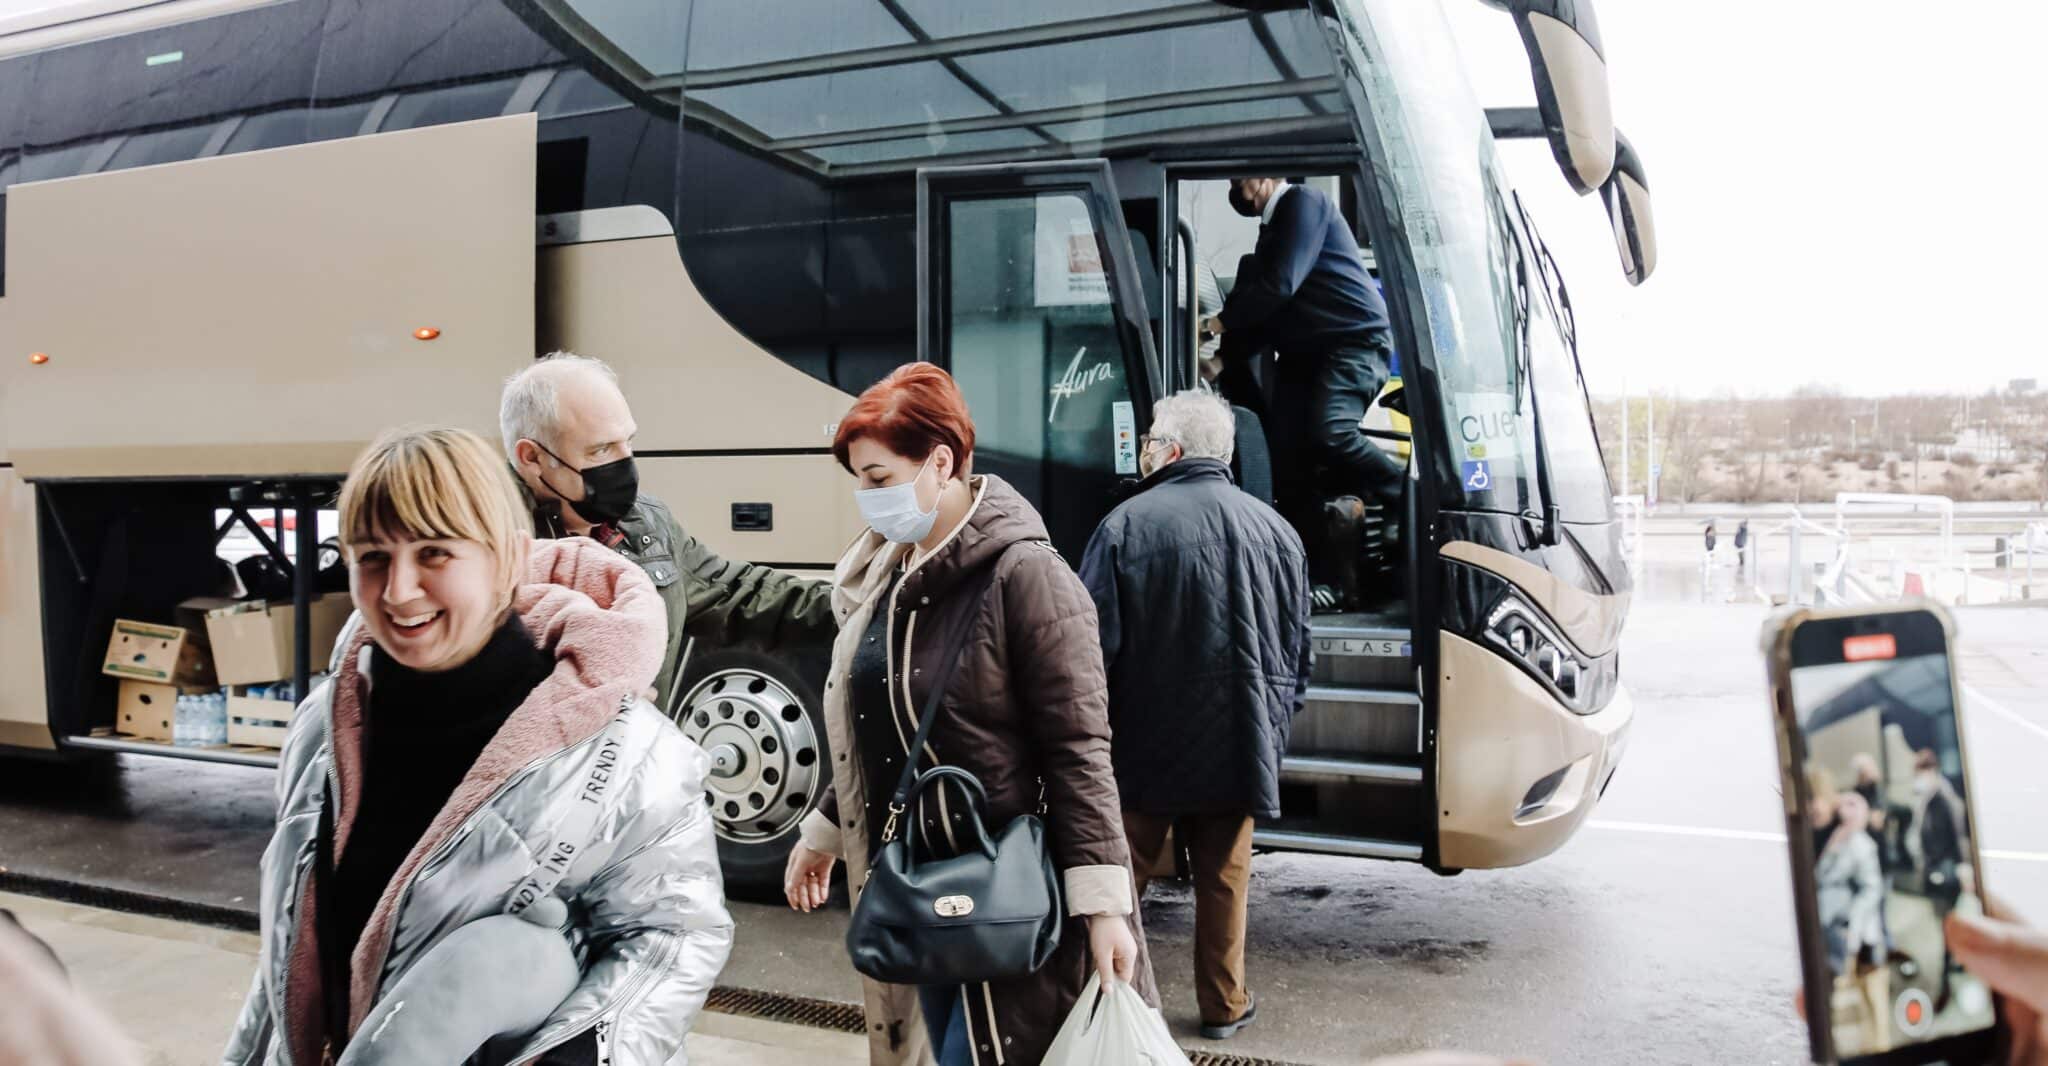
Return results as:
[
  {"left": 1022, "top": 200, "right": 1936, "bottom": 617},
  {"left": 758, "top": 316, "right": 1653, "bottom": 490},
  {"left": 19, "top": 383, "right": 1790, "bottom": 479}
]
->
[
  {"left": 0, "top": 871, "right": 1310, "bottom": 1066},
  {"left": 0, "top": 869, "right": 258, "bottom": 932}
]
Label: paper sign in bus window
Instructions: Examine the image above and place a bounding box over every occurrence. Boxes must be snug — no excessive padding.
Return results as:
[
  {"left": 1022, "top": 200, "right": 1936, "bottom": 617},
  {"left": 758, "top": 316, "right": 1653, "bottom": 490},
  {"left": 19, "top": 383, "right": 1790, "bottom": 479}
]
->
[
  {"left": 1034, "top": 195, "right": 1110, "bottom": 306},
  {"left": 1454, "top": 392, "right": 1521, "bottom": 461}
]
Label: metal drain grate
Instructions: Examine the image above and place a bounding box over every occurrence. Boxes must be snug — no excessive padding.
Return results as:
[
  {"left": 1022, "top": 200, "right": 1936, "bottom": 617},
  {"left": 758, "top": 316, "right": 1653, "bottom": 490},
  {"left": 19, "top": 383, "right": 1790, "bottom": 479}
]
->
[
  {"left": 703, "top": 986, "right": 866, "bottom": 1033},
  {"left": 703, "top": 985, "right": 1308, "bottom": 1066},
  {"left": 1186, "top": 1051, "right": 1308, "bottom": 1066}
]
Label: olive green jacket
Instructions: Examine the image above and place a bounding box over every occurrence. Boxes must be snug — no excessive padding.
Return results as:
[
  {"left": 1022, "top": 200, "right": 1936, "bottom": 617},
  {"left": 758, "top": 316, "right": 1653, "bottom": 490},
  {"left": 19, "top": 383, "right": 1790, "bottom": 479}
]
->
[{"left": 535, "top": 492, "right": 835, "bottom": 711}]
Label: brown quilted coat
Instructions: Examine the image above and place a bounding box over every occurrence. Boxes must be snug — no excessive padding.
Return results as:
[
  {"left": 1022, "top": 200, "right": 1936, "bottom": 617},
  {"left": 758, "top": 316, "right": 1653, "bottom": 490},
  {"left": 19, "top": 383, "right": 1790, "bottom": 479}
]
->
[{"left": 800, "top": 474, "right": 1157, "bottom": 1065}]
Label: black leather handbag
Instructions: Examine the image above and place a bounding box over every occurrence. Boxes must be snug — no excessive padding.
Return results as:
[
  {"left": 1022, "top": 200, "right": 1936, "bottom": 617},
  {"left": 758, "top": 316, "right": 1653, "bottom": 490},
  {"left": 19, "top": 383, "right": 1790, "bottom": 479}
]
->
[{"left": 845, "top": 564, "right": 1062, "bottom": 985}]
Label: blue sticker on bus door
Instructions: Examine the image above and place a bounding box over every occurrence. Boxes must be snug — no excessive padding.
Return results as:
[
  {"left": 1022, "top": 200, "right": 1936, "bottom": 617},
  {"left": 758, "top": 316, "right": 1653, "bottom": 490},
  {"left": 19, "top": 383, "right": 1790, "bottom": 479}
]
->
[{"left": 1462, "top": 460, "right": 1492, "bottom": 493}]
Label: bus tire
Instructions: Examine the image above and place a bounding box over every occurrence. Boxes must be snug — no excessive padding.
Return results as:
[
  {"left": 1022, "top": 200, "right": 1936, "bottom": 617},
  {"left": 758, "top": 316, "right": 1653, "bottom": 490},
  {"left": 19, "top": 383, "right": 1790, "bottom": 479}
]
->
[{"left": 670, "top": 646, "right": 831, "bottom": 902}]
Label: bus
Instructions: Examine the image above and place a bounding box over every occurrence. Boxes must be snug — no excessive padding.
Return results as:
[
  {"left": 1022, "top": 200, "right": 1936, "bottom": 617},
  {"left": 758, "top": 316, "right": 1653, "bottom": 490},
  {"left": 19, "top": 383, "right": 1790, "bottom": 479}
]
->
[{"left": 0, "top": 0, "right": 1658, "bottom": 895}]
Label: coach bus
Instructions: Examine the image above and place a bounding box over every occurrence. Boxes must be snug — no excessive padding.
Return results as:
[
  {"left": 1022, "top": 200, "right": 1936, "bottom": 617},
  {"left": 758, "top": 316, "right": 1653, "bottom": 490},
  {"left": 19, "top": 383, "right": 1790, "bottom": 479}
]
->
[{"left": 0, "top": 0, "right": 1657, "bottom": 894}]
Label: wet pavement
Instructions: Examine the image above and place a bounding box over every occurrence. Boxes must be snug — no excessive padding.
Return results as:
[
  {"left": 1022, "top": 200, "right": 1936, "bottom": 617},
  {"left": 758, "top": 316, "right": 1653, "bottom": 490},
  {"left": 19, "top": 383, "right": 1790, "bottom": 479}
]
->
[{"left": 2, "top": 602, "right": 2045, "bottom": 1064}]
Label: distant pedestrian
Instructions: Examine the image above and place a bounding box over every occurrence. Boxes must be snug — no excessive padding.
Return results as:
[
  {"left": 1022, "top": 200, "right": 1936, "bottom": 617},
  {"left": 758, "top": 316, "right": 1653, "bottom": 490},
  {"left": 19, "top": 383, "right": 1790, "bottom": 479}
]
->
[
  {"left": 1704, "top": 520, "right": 1719, "bottom": 557},
  {"left": 1077, "top": 390, "right": 1314, "bottom": 1041},
  {"left": 1734, "top": 520, "right": 1750, "bottom": 571}
]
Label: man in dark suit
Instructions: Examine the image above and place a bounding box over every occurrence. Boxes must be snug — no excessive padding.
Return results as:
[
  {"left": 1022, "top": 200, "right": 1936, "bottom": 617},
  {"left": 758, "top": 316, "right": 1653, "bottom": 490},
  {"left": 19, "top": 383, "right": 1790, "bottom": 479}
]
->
[{"left": 1203, "top": 177, "right": 1404, "bottom": 511}]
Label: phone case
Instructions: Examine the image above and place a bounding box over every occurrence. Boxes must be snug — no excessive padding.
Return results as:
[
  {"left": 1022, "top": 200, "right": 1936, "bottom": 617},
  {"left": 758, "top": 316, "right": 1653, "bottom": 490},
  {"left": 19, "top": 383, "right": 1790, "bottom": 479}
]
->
[{"left": 1761, "top": 603, "right": 1997, "bottom": 1066}]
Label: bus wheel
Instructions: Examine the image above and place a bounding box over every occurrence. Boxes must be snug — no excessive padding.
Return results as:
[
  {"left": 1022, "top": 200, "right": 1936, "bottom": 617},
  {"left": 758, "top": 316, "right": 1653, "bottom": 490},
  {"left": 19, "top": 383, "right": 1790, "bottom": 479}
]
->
[{"left": 672, "top": 648, "right": 829, "bottom": 901}]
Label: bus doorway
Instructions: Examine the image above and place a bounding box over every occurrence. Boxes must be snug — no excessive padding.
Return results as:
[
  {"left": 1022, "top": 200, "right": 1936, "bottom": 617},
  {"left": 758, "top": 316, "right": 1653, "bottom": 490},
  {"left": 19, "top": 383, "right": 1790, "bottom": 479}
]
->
[{"left": 1166, "top": 166, "right": 1412, "bottom": 619}]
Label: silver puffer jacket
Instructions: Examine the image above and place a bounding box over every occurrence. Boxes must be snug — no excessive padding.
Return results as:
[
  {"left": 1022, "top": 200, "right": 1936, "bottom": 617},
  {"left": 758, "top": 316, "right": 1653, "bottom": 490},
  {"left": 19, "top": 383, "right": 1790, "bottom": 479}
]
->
[{"left": 222, "top": 537, "right": 733, "bottom": 1065}]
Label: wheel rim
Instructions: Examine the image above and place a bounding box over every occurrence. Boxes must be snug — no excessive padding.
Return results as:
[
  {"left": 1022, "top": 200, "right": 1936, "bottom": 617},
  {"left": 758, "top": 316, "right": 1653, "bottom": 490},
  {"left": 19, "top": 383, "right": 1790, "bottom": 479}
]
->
[{"left": 675, "top": 667, "right": 822, "bottom": 845}]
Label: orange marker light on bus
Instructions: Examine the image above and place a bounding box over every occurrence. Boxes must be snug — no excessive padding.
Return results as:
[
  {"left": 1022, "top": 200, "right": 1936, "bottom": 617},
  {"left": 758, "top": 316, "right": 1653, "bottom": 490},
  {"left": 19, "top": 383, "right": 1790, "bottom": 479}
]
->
[
  {"left": 29, "top": 352, "right": 49, "bottom": 365},
  {"left": 414, "top": 327, "right": 441, "bottom": 341}
]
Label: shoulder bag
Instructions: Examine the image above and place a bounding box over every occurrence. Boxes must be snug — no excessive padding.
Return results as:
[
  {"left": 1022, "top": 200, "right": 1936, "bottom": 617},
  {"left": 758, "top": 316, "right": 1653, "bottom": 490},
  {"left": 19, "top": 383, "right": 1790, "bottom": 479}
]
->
[{"left": 844, "top": 555, "right": 1063, "bottom": 984}]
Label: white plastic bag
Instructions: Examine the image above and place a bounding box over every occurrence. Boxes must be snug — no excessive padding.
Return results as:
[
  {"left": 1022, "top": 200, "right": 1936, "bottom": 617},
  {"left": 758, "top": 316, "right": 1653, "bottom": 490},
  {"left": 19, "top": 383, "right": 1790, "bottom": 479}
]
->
[{"left": 1043, "top": 974, "right": 1193, "bottom": 1066}]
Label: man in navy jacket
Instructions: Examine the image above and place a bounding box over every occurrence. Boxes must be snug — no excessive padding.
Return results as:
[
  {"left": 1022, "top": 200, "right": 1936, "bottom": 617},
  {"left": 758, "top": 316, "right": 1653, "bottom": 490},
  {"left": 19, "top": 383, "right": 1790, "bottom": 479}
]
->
[
  {"left": 1079, "top": 389, "right": 1312, "bottom": 1041},
  {"left": 1203, "top": 177, "right": 1404, "bottom": 509}
]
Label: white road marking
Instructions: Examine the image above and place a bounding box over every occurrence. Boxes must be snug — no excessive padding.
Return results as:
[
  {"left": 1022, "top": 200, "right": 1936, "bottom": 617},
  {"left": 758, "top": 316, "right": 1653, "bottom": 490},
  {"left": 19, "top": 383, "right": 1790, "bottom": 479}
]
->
[
  {"left": 1965, "top": 685, "right": 2048, "bottom": 746},
  {"left": 1586, "top": 819, "right": 2048, "bottom": 863}
]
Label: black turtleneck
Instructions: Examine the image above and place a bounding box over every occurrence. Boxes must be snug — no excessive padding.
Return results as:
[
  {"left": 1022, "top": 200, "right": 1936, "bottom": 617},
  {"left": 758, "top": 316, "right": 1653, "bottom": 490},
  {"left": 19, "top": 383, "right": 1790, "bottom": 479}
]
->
[{"left": 325, "top": 615, "right": 555, "bottom": 1005}]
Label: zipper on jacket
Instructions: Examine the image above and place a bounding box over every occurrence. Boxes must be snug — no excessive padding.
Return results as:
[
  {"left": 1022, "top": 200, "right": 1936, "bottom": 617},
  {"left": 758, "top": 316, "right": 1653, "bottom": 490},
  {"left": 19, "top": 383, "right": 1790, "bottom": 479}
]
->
[
  {"left": 886, "top": 591, "right": 959, "bottom": 855},
  {"left": 509, "top": 914, "right": 682, "bottom": 1064},
  {"left": 980, "top": 980, "right": 1006, "bottom": 1065}
]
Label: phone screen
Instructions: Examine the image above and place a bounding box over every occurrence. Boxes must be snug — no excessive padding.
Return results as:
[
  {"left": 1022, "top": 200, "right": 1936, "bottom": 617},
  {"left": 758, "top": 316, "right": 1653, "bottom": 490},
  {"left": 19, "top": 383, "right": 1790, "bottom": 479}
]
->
[{"left": 1787, "top": 614, "right": 1995, "bottom": 1059}]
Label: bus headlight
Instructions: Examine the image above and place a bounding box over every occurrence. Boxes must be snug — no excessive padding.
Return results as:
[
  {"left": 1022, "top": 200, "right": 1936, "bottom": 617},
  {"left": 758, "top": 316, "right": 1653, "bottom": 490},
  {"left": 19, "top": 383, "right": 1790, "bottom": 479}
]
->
[{"left": 1484, "top": 596, "right": 1592, "bottom": 713}]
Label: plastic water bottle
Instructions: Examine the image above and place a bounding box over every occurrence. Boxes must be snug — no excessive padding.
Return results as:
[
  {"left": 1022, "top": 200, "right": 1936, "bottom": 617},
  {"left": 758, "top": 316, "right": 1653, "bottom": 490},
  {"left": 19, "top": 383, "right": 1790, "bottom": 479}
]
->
[
  {"left": 205, "top": 691, "right": 229, "bottom": 745},
  {"left": 173, "top": 695, "right": 196, "bottom": 747}
]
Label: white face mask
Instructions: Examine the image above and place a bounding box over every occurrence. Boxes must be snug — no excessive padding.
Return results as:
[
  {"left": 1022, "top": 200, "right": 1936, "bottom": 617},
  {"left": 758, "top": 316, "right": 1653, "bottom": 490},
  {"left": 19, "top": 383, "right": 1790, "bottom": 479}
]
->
[{"left": 856, "top": 454, "right": 940, "bottom": 544}]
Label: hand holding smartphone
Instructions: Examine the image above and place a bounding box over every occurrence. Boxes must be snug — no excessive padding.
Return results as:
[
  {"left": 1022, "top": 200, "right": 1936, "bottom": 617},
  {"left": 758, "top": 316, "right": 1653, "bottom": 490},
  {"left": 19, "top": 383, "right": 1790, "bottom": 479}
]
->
[{"left": 1765, "top": 605, "right": 2000, "bottom": 1065}]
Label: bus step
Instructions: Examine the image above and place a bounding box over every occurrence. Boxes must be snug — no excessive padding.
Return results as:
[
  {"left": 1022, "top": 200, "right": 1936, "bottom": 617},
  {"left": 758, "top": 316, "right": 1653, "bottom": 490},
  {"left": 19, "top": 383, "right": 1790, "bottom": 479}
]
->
[
  {"left": 1307, "top": 624, "right": 1411, "bottom": 656},
  {"left": 1308, "top": 623, "right": 1414, "bottom": 688},
  {"left": 1304, "top": 684, "right": 1418, "bottom": 706},
  {"left": 1295, "top": 686, "right": 1422, "bottom": 756},
  {"left": 1281, "top": 756, "right": 1421, "bottom": 785},
  {"left": 1251, "top": 828, "right": 1423, "bottom": 862}
]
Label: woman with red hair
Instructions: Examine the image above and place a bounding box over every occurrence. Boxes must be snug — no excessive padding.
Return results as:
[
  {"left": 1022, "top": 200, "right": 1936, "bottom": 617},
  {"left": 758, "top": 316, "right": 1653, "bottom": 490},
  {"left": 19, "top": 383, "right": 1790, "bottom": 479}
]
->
[{"left": 784, "top": 363, "right": 1155, "bottom": 1065}]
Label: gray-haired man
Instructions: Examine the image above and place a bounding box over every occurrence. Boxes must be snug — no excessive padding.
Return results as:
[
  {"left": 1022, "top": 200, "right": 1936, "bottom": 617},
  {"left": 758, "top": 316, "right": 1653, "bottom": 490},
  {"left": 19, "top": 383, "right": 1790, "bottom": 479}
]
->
[
  {"left": 501, "top": 352, "right": 833, "bottom": 710},
  {"left": 1077, "top": 389, "right": 1313, "bottom": 1040}
]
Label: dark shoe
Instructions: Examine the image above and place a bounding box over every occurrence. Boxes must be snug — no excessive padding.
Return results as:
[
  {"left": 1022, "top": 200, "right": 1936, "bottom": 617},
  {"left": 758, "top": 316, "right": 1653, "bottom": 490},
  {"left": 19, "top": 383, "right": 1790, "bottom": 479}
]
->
[{"left": 1200, "top": 995, "right": 1257, "bottom": 1040}]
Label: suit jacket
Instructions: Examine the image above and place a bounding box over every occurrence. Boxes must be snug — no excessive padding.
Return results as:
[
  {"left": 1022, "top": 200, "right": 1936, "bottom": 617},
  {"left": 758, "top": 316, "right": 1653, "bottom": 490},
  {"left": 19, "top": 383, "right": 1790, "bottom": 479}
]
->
[{"left": 1218, "top": 183, "right": 1390, "bottom": 359}]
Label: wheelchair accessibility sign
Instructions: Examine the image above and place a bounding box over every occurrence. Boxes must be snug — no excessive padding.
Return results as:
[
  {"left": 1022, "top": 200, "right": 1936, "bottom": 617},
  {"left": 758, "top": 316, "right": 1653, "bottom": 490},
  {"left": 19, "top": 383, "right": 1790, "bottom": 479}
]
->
[{"left": 1462, "top": 460, "right": 1492, "bottom": 493}]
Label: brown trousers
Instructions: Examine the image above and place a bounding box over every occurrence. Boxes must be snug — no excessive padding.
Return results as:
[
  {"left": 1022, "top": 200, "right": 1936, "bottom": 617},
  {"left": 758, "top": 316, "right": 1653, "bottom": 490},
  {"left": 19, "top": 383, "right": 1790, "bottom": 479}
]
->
[{"left": 1122, "top": 811, "right": 1254, "bottom": 1025}]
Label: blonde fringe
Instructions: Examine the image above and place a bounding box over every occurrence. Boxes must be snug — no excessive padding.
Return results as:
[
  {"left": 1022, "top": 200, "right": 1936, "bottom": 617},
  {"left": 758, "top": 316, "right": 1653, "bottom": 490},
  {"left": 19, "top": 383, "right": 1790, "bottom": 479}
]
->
[{"left": 338, "top": 427, "right": 531, "bottom": 596}]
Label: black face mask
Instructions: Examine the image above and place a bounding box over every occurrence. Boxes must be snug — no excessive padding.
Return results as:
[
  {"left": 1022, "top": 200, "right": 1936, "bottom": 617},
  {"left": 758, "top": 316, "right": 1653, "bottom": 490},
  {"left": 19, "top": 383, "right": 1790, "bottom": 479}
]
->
[
  {"left": 1227, "top": 183, "right": 1261, "bottom": 218},
  {"left": 533, "top": 442, "right": 639, "bottom": 526}
]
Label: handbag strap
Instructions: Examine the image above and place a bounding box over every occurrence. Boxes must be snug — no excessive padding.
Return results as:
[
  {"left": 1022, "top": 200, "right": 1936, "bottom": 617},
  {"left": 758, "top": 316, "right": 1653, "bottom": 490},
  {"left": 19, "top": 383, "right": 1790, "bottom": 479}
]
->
[{"left": 878, "top": 545, "right": 1017, "bottom": 843}]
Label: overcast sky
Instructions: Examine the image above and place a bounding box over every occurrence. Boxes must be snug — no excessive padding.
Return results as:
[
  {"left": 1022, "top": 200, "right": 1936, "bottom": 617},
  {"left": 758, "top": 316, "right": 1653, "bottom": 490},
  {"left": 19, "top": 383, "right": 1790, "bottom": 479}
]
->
[
  {"left": 6, "top": 1, "right": 2044, "bottom": 399},
  {"left": 1442, "top": 2, "right": 2048, "bottom": 399}
]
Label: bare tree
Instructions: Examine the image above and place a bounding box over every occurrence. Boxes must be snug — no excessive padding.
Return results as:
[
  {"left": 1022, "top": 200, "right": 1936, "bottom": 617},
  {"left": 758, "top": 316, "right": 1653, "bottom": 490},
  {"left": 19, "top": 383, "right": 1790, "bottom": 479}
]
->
[{"left": 1895, "top": 395, "right": 1958, "bottom": 495}]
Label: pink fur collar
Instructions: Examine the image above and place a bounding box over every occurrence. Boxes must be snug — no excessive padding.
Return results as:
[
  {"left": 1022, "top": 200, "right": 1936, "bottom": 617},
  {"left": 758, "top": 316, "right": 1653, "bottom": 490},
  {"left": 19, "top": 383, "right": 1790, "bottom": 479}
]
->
[{"left": 302, "top": 536, "right": 667, "bottom": 1036}]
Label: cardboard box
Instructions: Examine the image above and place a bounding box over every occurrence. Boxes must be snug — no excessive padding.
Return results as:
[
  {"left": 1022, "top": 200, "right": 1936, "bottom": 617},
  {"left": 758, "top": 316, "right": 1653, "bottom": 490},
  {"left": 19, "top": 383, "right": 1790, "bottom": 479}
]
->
[
  {"left": 204, "top": 593, "right": 351, "bottom": 685},
  {"left": 116, "top": 680, "right": 178, "bottom": 741},
  {"left": 175, "top": 596, "right": 242, "bottom": 648},
  {"left": 226, "top": 686, "right": 294, "bottom": 748},
  {"left": 102, "top": 619, "right": 215, "bottom": 686}
]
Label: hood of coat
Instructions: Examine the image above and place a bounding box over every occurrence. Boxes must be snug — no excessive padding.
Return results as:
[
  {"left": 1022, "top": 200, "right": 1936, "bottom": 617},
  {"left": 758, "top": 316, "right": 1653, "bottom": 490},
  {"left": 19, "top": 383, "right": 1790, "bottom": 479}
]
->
[
  {"left": 832, "top": 474, "right": 1050, "bottom": 617},
  {"left": 323, "top": 535, "right": 666, "bottom": 1031}
]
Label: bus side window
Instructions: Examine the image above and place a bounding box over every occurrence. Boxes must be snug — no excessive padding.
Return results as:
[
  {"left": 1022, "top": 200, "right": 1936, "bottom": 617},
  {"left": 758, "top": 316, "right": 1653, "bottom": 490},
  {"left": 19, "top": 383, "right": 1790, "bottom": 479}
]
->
[{"left": 939, "top": 189, "right": 1142, "bottom": 555}]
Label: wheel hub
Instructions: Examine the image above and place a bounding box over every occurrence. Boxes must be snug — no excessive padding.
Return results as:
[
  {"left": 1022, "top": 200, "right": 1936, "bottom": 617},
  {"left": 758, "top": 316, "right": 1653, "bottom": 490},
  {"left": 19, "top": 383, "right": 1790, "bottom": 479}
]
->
[{"left": 675, "top": 668, "right": 822, "bottom": 844}]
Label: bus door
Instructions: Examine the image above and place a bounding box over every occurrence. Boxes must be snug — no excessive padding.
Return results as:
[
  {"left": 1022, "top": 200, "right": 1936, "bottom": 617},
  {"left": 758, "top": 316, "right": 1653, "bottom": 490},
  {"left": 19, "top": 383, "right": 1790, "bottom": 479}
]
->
[
  {"left": 915, "top": 162, "right": 1162, "bottom": 558},
  {"left": 1162, "top": 163, "right": 1412, "bottom": 467},
  {"left": 1164, "top": 160, "right": 1430, "bottom": 862}
]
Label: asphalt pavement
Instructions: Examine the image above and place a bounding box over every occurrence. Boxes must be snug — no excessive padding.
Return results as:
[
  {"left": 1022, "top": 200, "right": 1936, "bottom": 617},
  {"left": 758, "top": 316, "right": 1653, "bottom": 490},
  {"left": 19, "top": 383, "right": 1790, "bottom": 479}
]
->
[{"left": 3, "top": 599, "right": 2044, "bottom": 1064}]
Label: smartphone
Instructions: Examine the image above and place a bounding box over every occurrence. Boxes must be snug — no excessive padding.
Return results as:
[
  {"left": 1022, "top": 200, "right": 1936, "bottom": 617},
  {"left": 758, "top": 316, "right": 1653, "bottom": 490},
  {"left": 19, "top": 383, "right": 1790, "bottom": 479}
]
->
[{"left": 1764, "top": 605, "right": 1998, "bottom": 1065}]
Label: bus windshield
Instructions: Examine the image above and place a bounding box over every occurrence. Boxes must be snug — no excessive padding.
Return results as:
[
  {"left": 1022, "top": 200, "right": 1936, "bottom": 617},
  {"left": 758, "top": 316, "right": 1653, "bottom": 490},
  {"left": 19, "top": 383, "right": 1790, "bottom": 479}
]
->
[{"left": 1335, "top": 0, "right": 1545, "bottom": 515}]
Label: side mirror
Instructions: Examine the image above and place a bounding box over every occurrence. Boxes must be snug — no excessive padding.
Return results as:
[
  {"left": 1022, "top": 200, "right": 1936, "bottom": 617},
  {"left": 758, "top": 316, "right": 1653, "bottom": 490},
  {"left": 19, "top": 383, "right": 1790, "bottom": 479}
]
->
[
  {"left": 1480, "top": 0, "right": 1616, "bottom": 195},
  {"left": 1600, "top": 131, "right": 1656, "bottom": 285}
]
